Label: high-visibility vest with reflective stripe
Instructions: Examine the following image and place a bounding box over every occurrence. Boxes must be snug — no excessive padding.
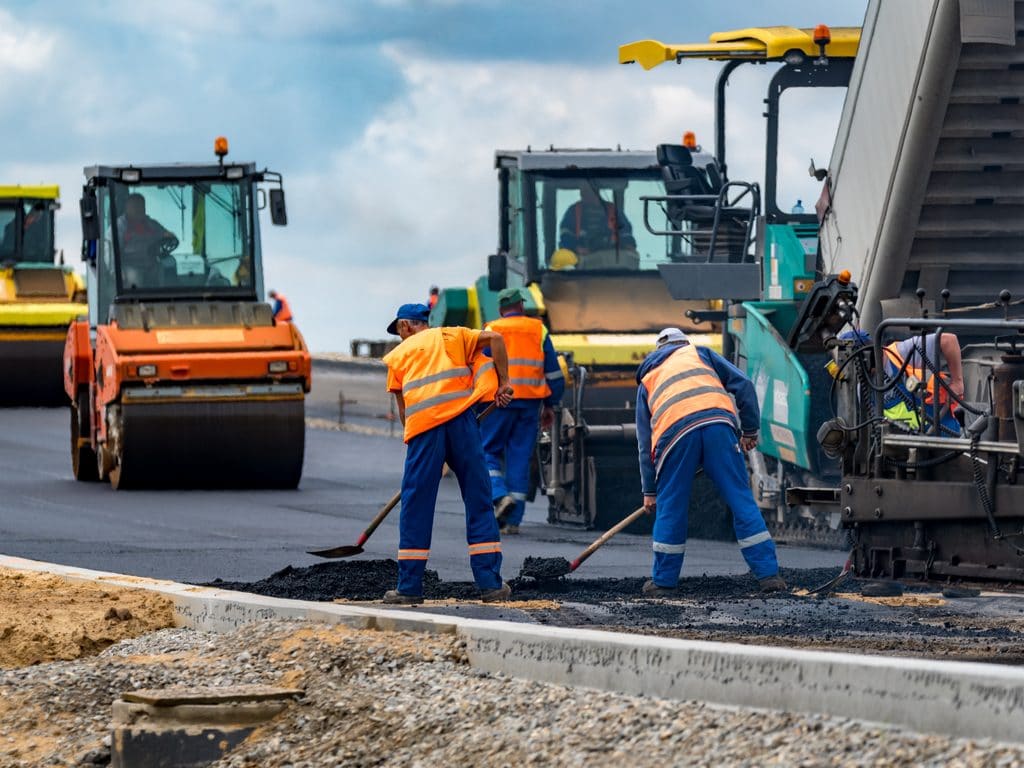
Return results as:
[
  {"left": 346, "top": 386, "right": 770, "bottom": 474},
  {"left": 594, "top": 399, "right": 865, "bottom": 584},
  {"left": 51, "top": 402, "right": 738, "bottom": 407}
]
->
[
  {"left": 882, "top": 341, "right": 957, "bottom": 430},
  {"left": 274, "top": 294, "right": 293, "bottom": 322},
  {"left": 383, "top": 327, "right": 496, "bottom": 443},
  {"left": 485, "top": 315, "right": 550, "bottom": 400},
  {"left": 641, "top": 344, "right": 736, "bottom": 453}
]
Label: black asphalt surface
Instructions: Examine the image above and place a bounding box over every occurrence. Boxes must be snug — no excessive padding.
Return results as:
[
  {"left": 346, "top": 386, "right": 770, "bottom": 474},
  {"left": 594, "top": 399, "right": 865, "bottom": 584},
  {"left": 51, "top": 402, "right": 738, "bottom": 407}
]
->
[{"left": 0, "top": 366, "right": 839, "bottom": 586}]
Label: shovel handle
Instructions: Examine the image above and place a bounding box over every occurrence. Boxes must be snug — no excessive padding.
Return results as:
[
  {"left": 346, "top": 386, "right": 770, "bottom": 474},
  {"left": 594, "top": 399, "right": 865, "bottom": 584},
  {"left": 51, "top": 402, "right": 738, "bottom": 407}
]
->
[{"left": 570, "top": 506, "right": 648, "bottom": 571}]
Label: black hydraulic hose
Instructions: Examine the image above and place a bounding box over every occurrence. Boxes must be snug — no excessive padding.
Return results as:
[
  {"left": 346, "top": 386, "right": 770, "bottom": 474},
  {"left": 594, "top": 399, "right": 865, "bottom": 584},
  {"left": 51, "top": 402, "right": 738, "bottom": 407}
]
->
[
  {"left": 883, "top": 450, "right": 961, "bottom": 470},
  {"left": 970, "top": 433, "right": 1001, "bottom": 540}
]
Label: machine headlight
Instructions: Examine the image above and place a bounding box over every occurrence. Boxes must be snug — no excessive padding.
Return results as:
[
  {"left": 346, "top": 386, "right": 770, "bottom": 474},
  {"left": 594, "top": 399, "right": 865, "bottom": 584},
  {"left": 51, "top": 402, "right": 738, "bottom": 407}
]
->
[
  {"left": 121, "top": 169, "right": 141, "bottom": 182},
  {"left": 225, "top": 166, "right": 245, "bottom": 180},
  {"left": 137, "top": 364, "right": 157, "bottom": 377},
  {"left": 268, "top": 361, "right": 288, "bottom": 373}
]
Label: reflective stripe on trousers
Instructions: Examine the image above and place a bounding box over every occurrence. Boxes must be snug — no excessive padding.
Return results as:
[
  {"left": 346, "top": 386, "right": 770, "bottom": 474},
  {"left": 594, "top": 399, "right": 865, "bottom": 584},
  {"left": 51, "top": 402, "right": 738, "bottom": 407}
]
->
[{"left": 480, "top": 404, "right": 541, "bottom": 527}]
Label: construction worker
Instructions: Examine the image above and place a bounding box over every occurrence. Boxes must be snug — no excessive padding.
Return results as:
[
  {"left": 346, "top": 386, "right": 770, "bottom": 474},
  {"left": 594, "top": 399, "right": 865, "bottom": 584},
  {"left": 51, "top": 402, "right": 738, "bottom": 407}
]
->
[
  {"left": 841, "top": 329, "right": 964, "bottom": 435},
  {"left": 635, "top": 327, "right": 785, "bottom": 595},
  {"left": 481, "top": 287, "right": 565, "bottom": 534},
  {"left": 382, "top": 303, "right": 515, "bottom": 604},
  {"left": 268, "top": 290, "right": 293, "bottom": 322},
  {"left": 428, "top": 285, "right": 440, "bottom": 309},
  {"left": 558, "top": 182, "right": 635, "bottom": 254}
]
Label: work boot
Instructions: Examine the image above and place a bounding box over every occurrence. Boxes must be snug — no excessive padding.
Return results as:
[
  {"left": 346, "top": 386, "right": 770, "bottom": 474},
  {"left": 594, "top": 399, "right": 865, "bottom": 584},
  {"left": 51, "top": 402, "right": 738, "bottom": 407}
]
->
[
  {"left": 641, "top": 579, "right": 678, "bottom": 598},
  {"left": 500, "top": 524, "right": 520, "bottom": 535},
  {"left": 494, "top": 495, "right": 515, "bottom": 524},
  {"left": 758, "top": 574, "right": 788, "bottom": 593},
  {"left": 480, "top": 582, "right": 512, "bottom": 603},
  {"left": 382, "top": 590, "right": 424, "bottom": 605}
]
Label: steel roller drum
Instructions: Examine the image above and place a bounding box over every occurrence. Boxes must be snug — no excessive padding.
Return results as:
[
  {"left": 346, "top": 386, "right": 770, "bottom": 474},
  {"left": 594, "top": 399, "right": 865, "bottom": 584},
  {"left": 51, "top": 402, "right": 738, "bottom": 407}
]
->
[
  {"left": 0, "top": 338, "right": 67, "bottom": 405},
  {"left": 113, "top": 390, "right": 305, "bottom": 489}
]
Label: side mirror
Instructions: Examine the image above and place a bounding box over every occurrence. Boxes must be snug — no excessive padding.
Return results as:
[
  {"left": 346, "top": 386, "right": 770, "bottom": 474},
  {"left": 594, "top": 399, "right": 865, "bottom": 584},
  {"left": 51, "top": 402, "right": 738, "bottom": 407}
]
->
[
  {"left": 487, "top": 252, "right": 507, "bottom": 292},
  {"left": 80, "top": 188, "right": 100, "bottom": 241},
  {"left": 269, "top": 188, "right": 287, "bottom": 226}
]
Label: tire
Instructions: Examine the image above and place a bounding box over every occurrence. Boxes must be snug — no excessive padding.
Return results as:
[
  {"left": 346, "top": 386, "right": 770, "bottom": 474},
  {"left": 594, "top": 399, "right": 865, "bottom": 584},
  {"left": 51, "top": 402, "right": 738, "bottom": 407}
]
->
[{"left": 70, "top": 391, "right": 99, "bottom": 482}]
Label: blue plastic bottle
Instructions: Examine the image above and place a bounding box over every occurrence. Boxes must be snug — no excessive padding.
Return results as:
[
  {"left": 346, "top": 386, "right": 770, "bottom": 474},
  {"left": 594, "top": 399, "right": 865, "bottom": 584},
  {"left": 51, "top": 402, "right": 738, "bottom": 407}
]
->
[{"left": 791, "top": 199, "right": 805, "bottom": 214}]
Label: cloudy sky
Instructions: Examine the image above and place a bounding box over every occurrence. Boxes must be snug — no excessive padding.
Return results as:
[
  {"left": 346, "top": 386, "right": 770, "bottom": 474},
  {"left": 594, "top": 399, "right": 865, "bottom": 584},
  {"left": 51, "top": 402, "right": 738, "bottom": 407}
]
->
[{"left": 3, "top": 0, "right": 866, "bottom": 351}]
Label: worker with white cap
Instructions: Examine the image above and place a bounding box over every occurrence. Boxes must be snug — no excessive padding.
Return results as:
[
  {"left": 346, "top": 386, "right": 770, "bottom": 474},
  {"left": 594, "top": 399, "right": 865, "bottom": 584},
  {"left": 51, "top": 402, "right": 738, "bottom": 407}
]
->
[{"left": 634, "top": 327, "right": 785, "bottom": 595}]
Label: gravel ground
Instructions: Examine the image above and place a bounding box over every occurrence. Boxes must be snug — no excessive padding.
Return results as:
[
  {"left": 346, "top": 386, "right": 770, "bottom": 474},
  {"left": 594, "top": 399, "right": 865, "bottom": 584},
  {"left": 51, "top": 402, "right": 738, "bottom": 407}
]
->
[{"left": 3, "top": 620, "right": 1024, "bottom": 767}]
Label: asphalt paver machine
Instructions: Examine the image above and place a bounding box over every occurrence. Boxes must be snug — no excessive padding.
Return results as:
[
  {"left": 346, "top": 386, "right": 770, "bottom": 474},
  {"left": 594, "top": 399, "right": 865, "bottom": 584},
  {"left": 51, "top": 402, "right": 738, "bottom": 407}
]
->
[
  {"left": 0, "top": 185, "right": 87, "bottom": 404},
  {"left": 64, "top": 139, "right": 311, "bottom": 489},
  {"left": 620, "top": 25, "right": 861, "bottom": 546}
]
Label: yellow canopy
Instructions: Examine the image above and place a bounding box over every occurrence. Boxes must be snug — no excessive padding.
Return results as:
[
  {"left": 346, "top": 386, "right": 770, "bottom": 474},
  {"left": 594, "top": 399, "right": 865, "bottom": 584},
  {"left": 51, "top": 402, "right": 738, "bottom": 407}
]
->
[
  {"left": 620, "top": 26, "right": 861, "bottom": 70},
  {"left": 0, "top": 185, "right": 60, "bottom": 201}
]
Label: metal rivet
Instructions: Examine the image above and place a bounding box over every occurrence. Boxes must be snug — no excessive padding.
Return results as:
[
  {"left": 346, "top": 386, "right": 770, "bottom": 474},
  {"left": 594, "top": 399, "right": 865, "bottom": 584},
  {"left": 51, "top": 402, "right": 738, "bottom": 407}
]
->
[
  {"left": 843, "top": 506, "right": 853, "bottom": 518},
  {"left": 874, "top": 486, "right": 883, "bottom": 496},
  {"left": 874, "top": 508, "right": 883, "bottom": 518},
  {"left": 844, "top": 484, "right": 853, "bottom": 494}
]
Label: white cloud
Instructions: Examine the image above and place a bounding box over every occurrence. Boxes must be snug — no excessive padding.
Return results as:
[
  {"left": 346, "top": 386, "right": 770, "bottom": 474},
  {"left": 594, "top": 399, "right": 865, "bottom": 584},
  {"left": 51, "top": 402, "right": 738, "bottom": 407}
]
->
[
  {"left": 0, "top": 9, "right": 57, "bottom": 72},
  {"left": 262, "top": 47, "right": 723, "bottom": 351}
]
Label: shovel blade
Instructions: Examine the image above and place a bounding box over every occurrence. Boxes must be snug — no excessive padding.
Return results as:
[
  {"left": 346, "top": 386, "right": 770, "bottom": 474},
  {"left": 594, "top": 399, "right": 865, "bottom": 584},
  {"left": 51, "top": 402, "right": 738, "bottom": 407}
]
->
[{"left": 306, "top": 544, "right": 365, "bottom": 559}]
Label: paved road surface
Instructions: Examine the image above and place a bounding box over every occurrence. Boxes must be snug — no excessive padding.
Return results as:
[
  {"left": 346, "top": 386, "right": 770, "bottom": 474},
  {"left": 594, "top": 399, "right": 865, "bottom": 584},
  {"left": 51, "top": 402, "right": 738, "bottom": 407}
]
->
[{"left": 0, "top": 368, "right": 839, "bottom": 587}]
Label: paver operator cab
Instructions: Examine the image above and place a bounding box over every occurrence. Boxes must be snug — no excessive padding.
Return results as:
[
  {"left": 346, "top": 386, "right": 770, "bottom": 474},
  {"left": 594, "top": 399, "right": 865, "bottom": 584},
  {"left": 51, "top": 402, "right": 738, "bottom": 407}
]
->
[
  {"left": 0, "top": 186, "right": 87, "bottom": 404},
  {"left": 64, "top": 138, "right": 311, "bottom": 489},
  {"left": 433, "top": 148, "right": 723, "bottom": 532}
]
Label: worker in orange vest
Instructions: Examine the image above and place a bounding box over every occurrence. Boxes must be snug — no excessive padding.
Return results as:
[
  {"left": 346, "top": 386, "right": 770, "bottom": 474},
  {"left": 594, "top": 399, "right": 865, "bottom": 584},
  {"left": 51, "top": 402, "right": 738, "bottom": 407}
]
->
[
  {"left": 558, "top": 182, "right": 635, "bottom": 254},
  {"left": 481, "top": 287, "right": 565, "bottom": 533},
  {"left": 382, "top": 303, "right": 515, "bottom": 604},
  {"left": 636, "top": 328, "right": 784, "bottom": 595},
  {"left": 268, "top": 289, "right": 293, "bottom": 322}
]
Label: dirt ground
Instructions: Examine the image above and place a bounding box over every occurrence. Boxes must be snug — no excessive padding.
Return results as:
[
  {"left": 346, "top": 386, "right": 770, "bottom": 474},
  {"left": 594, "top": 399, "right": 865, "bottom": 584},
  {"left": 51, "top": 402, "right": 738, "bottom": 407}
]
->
[{"left": 0, "top": 567, "right": 175, "bottom": 668}]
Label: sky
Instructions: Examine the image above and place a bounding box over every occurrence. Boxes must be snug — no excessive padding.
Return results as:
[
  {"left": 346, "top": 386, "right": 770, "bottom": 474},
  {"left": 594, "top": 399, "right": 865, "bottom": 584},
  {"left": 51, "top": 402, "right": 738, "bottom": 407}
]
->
[{"left": 1, "top": 0, "right": 867, "bottom": 351}]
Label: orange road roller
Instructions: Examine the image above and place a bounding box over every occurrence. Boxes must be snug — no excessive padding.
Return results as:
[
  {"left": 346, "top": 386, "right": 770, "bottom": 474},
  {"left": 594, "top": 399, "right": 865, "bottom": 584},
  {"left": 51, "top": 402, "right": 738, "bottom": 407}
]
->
[{"left": 64, "top": 139, "right": 311, "bottom": 489}]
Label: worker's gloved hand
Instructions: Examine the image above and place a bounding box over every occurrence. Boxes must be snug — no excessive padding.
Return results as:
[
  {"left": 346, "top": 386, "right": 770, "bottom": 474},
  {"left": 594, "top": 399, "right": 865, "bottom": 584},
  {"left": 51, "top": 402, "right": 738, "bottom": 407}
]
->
[
  {"left": 740, "top": 433, "right": 758, "bottom": 452},
  {"left": 495, "top": 383, "right": 514, "bottom": 408},
  {"left": 541, "top": 406, "right": 555, "bottom": 429},
  {"left": 642, "top": 494, "right": 656, "bottom": 515}
]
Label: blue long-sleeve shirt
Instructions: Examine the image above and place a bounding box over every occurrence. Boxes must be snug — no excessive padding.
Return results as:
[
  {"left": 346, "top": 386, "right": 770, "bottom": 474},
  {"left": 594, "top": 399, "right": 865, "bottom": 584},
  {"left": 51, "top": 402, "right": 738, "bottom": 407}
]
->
[
  {"left": 635, "top": 343, "right": 760, "bottom": 493},
  {"left": 484, "top": 312, "right": 565, "bottom": 408}
]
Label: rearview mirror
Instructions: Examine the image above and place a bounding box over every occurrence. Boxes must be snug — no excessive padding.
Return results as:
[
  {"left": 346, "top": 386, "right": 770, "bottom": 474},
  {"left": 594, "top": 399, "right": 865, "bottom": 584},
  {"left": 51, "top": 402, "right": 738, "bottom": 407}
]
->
[
  {"left": 269, "top": 188, "right": 287, "bottom": 226},
  {"left": 487, "top": 252, "right": 507, "bottom": 292},
  {"left": 80, "top": 188, "right": 100, "bottom": 241}
]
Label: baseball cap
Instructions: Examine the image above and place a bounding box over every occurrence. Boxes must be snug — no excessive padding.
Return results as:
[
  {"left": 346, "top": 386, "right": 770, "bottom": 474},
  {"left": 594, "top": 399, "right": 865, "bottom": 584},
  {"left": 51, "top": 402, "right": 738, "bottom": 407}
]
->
[
  {"left": 655, "top": 327, "right": 689, "bottom": 348},
  {"left": 387, "top": 303, "right": 431, "bottom": 335},
  {"left": 497, "top": 287, "right": 526, "bottom": 309}
]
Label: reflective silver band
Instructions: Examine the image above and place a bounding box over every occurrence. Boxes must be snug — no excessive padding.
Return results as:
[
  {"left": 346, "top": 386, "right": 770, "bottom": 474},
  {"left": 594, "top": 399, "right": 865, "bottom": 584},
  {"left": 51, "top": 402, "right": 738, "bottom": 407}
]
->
[
  {"left": 651, "top": 385, "right": 731, "bottom": 424},
  {"left": 737, "top": 531, "right": 772, "bottom": 549},
  {"left": 405, "top": 387, "right": 475, "bottom": 417},
  {"left": 545, "top": 370, "right": 564, "bottom": 380},
  {"left": 473, "top": 361, "right": 495, "bottom": 381},
  {"left": 403, "top": 366, "right": 470, "bottom": 395},
  {"left": 509, "top": 357, "right": 544, "bottom": 367},
  {"left": 649, "top": 368, "right": 710, "bottom": 408},
  {"left": 652, "top": 541, "right": 686, "bottom": 554},
  {"left": 511, "top": 377, "right": 545, "bottom": 387},
  {"left": 510, "top": 492, "right": 527, "bottom": 501}
]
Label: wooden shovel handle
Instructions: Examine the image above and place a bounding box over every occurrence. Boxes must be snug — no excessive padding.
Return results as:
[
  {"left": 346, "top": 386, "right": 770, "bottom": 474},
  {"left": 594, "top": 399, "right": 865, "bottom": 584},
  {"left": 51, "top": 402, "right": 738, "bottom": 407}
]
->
[{"left": 570, "top": 506, "right": 648, "bottom": 571}]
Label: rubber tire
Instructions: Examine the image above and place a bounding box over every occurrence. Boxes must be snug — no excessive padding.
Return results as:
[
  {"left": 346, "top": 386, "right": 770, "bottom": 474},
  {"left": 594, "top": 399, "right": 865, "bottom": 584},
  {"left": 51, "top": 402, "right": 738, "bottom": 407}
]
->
[
  {"left": 861, "top": 581, "right": 904, "bottom": 598},
  {"left": 70, "top": 392, "right": 99, "bottom": 482}
]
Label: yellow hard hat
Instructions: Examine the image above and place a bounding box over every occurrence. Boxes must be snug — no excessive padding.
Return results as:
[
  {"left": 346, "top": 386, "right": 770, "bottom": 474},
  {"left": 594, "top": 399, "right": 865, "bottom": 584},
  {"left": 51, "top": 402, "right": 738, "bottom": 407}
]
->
[{"left": 550, "top": 248, "right": 578, "bottom": 270}]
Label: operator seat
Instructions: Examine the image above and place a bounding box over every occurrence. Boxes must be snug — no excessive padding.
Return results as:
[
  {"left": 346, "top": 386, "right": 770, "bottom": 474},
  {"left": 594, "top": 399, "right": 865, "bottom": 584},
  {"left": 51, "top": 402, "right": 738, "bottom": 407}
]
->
[{"left": 656, "top": 143, "right": 751, "bottom": 264}]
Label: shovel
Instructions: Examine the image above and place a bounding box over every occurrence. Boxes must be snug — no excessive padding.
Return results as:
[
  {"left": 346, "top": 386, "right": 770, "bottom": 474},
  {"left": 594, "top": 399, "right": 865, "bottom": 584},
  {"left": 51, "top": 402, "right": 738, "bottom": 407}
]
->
[
  {"left": 807, "top": 552, "right": 854, "bottom": 595},
  {"left": 308, "top": 402, "right": 498, "bottom": 559},
  {"left": 519, "top": 505, "right": 648, "bottom": 580}
]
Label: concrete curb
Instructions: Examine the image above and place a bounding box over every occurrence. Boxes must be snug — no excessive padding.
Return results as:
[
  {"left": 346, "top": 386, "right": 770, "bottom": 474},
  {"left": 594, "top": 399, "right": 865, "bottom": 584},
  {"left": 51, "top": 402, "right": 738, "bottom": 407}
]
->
[{"left": 4, "top": 554, "right": 1024, "bottom": 743}]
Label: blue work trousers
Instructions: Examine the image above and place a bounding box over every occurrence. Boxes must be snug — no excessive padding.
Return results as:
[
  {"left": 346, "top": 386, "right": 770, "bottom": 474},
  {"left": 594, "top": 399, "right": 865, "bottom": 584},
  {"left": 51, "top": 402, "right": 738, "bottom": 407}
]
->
[
  {"left": 480, "top": 403, "right": 540, "bottom": 526},
  {"left": 397, "top": 408, "right": 503, "bottom": 595},
  {"left": 651, "top": 422, "right": 779, "bottom": 586}
]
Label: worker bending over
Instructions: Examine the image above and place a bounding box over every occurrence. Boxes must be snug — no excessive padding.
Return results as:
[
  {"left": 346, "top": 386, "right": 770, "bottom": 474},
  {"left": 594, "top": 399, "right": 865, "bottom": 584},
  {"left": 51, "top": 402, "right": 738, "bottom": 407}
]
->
[
  {"left": 635, "top": 328, "right": 785, "bottom": 595},
  {"left": 481, "top": 287, "right": 565, "bottom": 533},
  {"left": 382, "top": 303, "right": 514, "bottom": 604},
  {"left": 268, "top": 289, "right": 293, "bottom": 322}
]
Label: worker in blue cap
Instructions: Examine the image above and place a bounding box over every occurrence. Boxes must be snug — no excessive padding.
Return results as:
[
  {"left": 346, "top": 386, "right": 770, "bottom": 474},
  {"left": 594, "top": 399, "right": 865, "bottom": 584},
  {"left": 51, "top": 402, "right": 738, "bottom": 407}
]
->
[
  {"left": 381, "top": 303, "right": 515, "bottom": 604},
  {"left": 480, "top": 287, "right": 565, "bottom": 533}
]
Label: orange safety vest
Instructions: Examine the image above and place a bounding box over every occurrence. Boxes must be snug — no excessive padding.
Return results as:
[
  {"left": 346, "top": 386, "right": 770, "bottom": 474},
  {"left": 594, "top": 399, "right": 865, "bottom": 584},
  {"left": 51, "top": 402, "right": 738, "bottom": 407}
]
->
[
  {"left": 383, "top": 327, "right": 497, "bottom": 442},
  {"left": 274, "top": 294, "right": 293, "bottom": 322},
  {"left": 485, "top": 315, "right": 551, "bottom": 400},
  {"left": 883, "top": 341, "right": 953, "bottom": 409},
  {"left": 641, "top": 344, "right": 736, "bottom": 451}
]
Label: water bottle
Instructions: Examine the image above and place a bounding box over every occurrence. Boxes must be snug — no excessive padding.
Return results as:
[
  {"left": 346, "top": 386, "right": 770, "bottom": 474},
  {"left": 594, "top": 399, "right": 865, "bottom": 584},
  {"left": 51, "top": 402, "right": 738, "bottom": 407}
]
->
[{"left": 791, "top": 199, "right": 805, "bottom": 214}]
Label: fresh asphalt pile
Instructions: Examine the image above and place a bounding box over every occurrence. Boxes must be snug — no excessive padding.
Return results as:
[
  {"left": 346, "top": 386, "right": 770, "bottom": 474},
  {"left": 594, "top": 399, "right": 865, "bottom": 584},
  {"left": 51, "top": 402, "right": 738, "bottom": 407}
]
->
[{"left": 203, "top": 559, "right": 1024, "bottom": 662}]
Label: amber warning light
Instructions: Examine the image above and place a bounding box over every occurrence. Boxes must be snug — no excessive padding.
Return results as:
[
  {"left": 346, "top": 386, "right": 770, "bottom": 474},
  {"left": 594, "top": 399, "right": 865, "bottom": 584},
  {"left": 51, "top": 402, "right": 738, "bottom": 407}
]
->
[
  {"left": 214, "top": 136, "right": 229, "bottom": 157},
  {"left": 838, "top": 269, "right": 852, "bottom": 286},
  {"left": 682, "top": 131, "right": 697, "bottom": 150},
  {"left": 813, "top": 24, "right": 832, "bottom": 45}
]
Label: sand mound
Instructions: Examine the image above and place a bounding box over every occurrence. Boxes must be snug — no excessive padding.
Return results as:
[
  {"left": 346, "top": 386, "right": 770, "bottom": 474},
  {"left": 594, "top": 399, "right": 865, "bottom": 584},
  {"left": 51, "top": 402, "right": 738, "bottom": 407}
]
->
[{"left": 0, "top": 567, "right": 175, "bottom": 668}]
